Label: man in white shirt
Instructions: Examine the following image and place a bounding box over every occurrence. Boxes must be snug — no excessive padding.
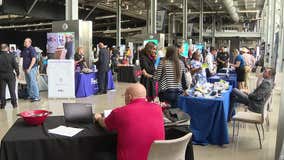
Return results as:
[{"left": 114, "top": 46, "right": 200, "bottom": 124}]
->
[{"left": 205, "top": 47, "right": 217, "bottom": 76}]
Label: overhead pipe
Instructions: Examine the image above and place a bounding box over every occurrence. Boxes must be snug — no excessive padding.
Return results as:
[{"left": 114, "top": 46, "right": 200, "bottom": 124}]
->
[
  {"left": 174, "top": 10, "right": 258, "bottom": 15},
  {"left": 0, "top": 22, "right": 52, "bottom": 29},
  {"left": 222, "top": 0, "right": 239, "bottom": 22}
]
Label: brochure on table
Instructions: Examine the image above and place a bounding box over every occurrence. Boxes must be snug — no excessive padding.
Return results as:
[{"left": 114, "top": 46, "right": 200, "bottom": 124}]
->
[{"left": 47, "top": 60, "right": 75, "bottom": 98}]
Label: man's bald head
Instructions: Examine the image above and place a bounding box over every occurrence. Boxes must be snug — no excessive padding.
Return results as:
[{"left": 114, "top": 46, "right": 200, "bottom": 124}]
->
[{"left": 124, "top": 83, "right": 146, "bottom": 104}]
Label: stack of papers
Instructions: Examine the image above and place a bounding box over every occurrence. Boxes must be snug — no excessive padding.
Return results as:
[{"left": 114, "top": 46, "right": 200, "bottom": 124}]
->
[
  {"left": 48, "top": 125, "right": 84, "bottom": 137},
  {"left": 104, "top": 110, "right": 112, "bottom": 118}
]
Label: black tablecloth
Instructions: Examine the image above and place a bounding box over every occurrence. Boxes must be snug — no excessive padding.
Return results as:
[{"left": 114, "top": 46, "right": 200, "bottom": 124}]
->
[
  {"left": 0, "top": 117, "right": 194, "bottom": 160},
  {"left": 0, "top": 116, "right": 117, "bottom": 160},
  {"left": 117, "top": 65, "right": 141, "bottom": 83}
]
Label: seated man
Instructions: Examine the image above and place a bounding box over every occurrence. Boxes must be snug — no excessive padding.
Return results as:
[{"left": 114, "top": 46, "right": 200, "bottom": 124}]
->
[
  {"left": 94, "top": 83, "right": 165, "bottom": 160},
  {"left": 229, "top": 67, "right": 275, "bottom": 117}
]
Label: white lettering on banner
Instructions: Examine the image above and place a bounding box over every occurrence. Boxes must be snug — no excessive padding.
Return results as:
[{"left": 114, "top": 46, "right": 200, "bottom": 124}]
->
[{"left": 91, "top": 78, "right": 97, "bottom": 85}]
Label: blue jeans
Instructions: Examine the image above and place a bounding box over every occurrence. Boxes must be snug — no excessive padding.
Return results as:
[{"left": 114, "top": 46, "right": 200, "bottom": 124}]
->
[{"left": 25, "top": 67, "right": 40, "bottom": 99}]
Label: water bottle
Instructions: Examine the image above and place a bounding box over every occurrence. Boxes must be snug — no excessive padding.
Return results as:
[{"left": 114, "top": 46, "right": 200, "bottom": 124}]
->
[{"left": 93, "top": 65, "right": 97, "bottom": 72}]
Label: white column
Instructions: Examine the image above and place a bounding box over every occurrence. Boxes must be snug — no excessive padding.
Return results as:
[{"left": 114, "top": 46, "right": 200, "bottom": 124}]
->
[
  {"left": 65, "top": 0, "right": 78, "bottom": 20},
  {"left": 183, "top": 0, "right": 188, "bottom": 41},
  {"left": 116, "top": 0, "right": 121, "bottom": 47},
  {"left": 150, "top": 0, "right": 157, "bottom": 34}
]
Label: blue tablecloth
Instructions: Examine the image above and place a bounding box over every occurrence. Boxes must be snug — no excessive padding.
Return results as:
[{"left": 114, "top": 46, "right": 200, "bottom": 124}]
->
[
  {"left": 75, "top": 70, "right": 115, "bottom": 98},
  {"left": 208, "top": 73, "right": 238, "bottom": 88},
  {"left": 178, "top": 86, "right": 232, "bottom": 145},
  {"left": 218, "top": 68, "right": 236, "bottom": 74}
]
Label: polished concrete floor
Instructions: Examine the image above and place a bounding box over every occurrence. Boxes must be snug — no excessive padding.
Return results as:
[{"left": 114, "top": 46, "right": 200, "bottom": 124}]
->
[{"left": 0, "top": 74, "right": 282, "bottom": 160}]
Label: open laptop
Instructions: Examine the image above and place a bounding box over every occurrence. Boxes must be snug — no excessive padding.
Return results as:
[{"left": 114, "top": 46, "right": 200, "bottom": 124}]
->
[{"left": 63, "top": 103, "right": 94, "bottom": 124}]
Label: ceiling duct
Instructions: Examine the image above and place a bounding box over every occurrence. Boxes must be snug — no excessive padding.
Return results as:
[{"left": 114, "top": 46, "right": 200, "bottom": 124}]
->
[{"left": 223, "top": 0, "right": 239, "bottom": 22}]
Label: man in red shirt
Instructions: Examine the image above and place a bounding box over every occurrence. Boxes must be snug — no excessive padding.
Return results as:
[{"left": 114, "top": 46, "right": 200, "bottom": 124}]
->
[{"left": 95, "top": 83, "right": 165, "bottom": 160}]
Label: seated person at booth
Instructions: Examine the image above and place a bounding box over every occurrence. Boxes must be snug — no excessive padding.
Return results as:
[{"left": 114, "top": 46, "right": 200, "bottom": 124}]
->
[
  {"left": 229, "top": 67, "right": 275, "bottom": 118},
  {"left": 74, "top": 47, "right": 88, "bottom": 69},
  {"left": 94, "top": 83, "right": 165, "bottom": 160}
]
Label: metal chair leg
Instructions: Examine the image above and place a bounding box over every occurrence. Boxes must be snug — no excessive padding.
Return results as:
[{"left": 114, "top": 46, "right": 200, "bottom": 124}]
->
[
  {"left": 232, "top": 120, "right": 235, "bottom": 142},
  {"left": 255, "top": 124, "right": 262, "bottom": 149},
  {"left": 261, "top": 124, "right": 265, "bottom": 140},
  {"left": 237, "top": 121, "right": 240, "bottom": 137},
  {"left": 266, "top": 114, "right": 270, "bottom": 127}
]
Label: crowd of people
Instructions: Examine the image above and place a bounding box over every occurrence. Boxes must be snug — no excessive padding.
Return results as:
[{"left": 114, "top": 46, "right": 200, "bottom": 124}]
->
[
  {"left": 137, "top": 42, "right": 264, "bottom": 107},
  {"left": 0, "top": 38, "right": 41, "bottom": 109}
]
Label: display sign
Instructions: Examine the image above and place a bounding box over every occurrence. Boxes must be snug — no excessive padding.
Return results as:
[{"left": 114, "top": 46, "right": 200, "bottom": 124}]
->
[
  {"left": 47, "top": 32, "right": 75, "bottom": 59},
  {"left": 194, "top": 44, "right": 205, "bottom": 52},
  {"left": 182, "top": 42, "right": 189, "bottom": 58},
  {"left": 143, "top": 39, "right": 159, "bottom": 46},
  {"left": 47, "top": 60, "right": 75, "bottom": 98}
]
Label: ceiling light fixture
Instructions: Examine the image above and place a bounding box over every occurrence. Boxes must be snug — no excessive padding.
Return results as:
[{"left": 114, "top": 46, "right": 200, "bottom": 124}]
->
[
  {"left": 215, "top": 0, "right": 218, "bottom": 3},
  {"left": 170, "top": 0, "right": 174, "bottom": 3},
  {"left": 126, "top": 5, "right": 129, "bottom": 10}
]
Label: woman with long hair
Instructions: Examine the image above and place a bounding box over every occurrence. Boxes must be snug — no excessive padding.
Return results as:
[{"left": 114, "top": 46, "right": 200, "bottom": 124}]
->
[
  {"left": 154, "top": 46, "right": 187, "bottom": 108},
  {"left": 139, "top": 42, "right": 157, "bottom": 101}
]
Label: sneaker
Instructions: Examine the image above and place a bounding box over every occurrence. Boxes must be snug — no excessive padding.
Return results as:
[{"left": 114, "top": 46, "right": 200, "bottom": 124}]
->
[{"left": 31, "top": 98, "right": 41, "bottom": 102}]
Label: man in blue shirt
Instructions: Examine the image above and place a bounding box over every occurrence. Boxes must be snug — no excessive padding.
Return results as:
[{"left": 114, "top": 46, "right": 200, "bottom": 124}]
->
[{"left": 22, "top": 38, "right": 40, "bottom": 102}]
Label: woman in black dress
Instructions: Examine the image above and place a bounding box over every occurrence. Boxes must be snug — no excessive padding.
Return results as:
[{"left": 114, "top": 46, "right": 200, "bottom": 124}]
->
[{"left": 139, "top": 42, "right": 157, "bottom": 101}]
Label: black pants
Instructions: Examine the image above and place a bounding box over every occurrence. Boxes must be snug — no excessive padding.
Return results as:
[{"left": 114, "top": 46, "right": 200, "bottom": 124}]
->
[
  {"left": 0, "top": 75, "right": 17, "bottom": 107},
  {"left": 229, "top": 88, "right": 250, "bottom": 120},
  {"left": 98, "top": 71, "right": 108, "bottom": 93},
  {"left": 159, "top": 89, "right": 182, "bottom": 108}
]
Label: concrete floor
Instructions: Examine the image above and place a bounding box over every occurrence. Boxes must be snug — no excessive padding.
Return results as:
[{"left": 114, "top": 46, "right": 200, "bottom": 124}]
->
[{"left": 0, "top": 75, "right": 282, "bottom": 160}]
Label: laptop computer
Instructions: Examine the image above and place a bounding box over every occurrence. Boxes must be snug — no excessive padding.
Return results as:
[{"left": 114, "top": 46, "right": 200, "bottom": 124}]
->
[{"left": 63, "top": 103, "right": 94, "bottom": 124}]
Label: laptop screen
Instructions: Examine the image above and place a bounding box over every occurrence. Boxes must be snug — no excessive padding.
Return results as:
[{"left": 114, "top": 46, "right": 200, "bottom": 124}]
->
[{"left": 63, "top": 103, "right": 93, "bottom": 124}]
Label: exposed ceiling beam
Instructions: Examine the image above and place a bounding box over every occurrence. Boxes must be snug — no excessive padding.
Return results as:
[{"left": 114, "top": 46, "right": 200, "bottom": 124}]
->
[
  {"left": 96, "top": 4, "right": 146, "bottom": 20},
  {"left": 84, "top": 5, "right": 97, "bottom": 20},
  {"left": 24, "top": 0, "right": 39, "bottom": 17},
  {"left": 94, "top": 15, "right": 116, "bottom": 20},
  {"left": 0, "top": 22, "right": 52, "bottom": 29},
  {"left": 94, "top": 27, "right": 144, "bottom": 34}
]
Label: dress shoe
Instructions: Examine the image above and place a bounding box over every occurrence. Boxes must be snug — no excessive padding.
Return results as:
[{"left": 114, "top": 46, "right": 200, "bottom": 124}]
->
[
  {"left": 13, "top": 105, "right": 18, "bottom": 108},
  {"left": 0, "top": 105, "right": 5, "bottom": 109}
]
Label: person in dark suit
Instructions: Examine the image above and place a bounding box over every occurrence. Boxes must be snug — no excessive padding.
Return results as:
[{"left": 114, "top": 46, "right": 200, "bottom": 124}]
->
[
  {"left": 0, "top": 44, "right": 19, "bottom": 109},
  {"left": 97, "top": 42, "right": 110, "bottom": 94}
]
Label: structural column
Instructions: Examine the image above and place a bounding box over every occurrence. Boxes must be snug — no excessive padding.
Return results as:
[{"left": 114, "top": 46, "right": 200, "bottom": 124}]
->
[
  {"left": 65, "top": 0, "right": 78, "bottom": 20},
  {"left": 199, "top": 0, "right": 204, "bottom": 43},
  {"left": 212, "top": 15, "right": 216, "bottom": 47},
  {"left": 183, "top": 0, "right": 188, "bottom": 41},
  {"left": 150, "top": 0, "right": 157, "bottom": 34},
  {"left": 168, "top": 13, "right": 173, "bottom": 46},
  {"left": 116, "top": 0, "right": 121, "bottom": 47}
]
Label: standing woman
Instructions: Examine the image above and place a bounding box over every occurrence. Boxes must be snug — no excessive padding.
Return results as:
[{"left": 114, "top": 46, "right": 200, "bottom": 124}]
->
[
  {"left": 230, "top": 48, "right": 246, "bottom": 90},
  {"left": 154, "top": 46, "right": 187, "bottom": 108},
  {"left": 139, "top": 42, "right": 157, "bottom": 101}
]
